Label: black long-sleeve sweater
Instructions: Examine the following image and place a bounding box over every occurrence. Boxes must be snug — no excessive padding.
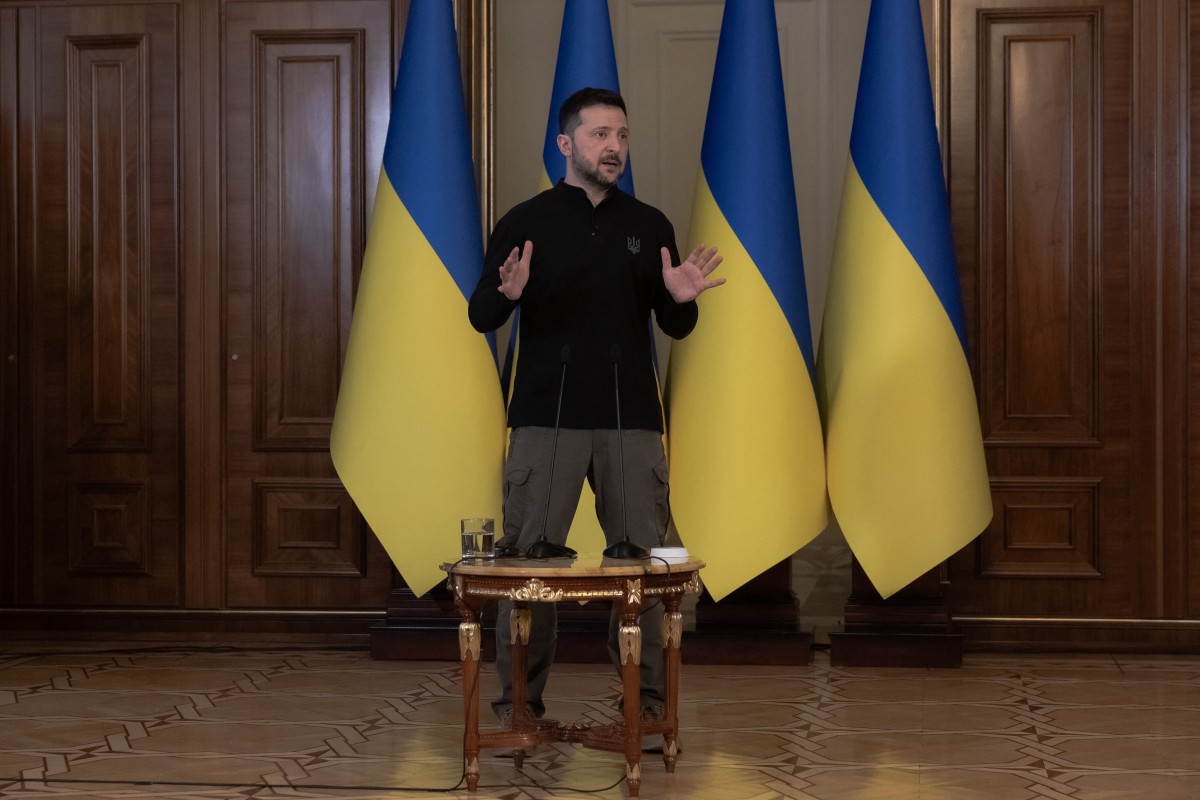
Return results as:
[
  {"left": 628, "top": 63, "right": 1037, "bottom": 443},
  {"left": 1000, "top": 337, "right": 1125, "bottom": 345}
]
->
[{"left": 469, "top": 182, "right": 697, "bottom": 432}]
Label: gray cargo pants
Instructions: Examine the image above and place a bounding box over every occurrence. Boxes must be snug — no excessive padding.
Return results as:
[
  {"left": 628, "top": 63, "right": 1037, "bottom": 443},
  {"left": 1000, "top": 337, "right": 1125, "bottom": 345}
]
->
[{"left": 491, "top": 426, "right": 670, "bottom": 719}]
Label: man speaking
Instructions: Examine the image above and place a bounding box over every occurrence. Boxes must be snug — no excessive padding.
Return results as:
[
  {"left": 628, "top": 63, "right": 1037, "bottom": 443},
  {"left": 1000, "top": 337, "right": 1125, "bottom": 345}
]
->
[{"left": 469, "top": 87, "right": 724, "bottom": 726}]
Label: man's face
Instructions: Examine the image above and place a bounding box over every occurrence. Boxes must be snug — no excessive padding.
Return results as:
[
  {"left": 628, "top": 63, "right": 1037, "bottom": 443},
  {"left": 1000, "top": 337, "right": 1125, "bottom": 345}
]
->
[{"left": 559, "top": 104, "right": 629, "bottom": 191}]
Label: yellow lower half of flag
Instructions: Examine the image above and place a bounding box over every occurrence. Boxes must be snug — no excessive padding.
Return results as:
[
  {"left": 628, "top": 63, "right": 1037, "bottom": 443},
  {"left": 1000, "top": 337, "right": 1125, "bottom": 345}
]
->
[
  {"left": 820, "top": 162, "right": 993, "bottom": 599},
  {"left": 331, "top": 175, "right": 506, "bottom": 597},
  {"left": 666, "top": 173, "right": 828, "bottom": 601}
]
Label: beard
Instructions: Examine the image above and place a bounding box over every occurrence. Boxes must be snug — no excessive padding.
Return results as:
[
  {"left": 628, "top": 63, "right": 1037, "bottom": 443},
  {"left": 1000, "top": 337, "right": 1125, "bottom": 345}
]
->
[{"left": 571, "top": 147, "right": 623, "bottom": 192}]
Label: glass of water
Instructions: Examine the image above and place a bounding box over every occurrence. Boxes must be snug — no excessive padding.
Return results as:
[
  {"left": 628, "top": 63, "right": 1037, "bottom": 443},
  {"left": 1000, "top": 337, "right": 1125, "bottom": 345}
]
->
[{"left": 460, "top": 517, "right": 495, "bottom": 563}]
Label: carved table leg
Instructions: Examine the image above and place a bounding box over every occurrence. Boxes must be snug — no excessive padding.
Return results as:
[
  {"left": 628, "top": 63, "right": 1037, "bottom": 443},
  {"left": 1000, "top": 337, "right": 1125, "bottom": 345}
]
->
[
  {"left": 662, "top": 593, "right": 684, "bottom": 773},
  {"left": 618, "top": 583, "right": 644, "bottom": 796},
  {"left": 459, "top": 614, "right": 482, "bottom": 792},
  {"left": 509, "top": 604, "right": 531, "bottom": 767}
]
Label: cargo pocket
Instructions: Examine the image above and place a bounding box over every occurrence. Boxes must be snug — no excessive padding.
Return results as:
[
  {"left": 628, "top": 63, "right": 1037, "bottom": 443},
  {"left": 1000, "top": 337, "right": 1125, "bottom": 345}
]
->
[
  {"left": 652, "top": 459, "right": 671, "bottom": 546},
  {"left": 502, "top": 463, "right": 533, "bottom": 540}
]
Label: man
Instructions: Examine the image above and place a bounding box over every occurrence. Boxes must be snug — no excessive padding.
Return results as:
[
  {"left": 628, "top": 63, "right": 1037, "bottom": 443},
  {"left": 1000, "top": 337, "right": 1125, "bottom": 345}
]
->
[{"left": 468, "top": 87, "right": 724, "bottom": 725}]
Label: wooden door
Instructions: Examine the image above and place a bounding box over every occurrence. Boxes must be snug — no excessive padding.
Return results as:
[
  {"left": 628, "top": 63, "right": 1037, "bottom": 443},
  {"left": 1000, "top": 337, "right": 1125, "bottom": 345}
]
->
[
  {"left": 222, "top": 0, "right": 396, "bottom": 608},
  {"left": 946, "top": 0, "right": 1160, "bottom": 621},
  {"left": 17, "top": 3, "right": 184, "bottom": 605},
  {"left": 1187, "top": 2, "right": 1200, "bottom": 622}
]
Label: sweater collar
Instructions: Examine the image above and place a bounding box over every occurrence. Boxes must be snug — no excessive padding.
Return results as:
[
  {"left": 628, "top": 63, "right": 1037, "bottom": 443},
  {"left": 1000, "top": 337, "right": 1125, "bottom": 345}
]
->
[{"left": 554, "top": 179, "right": 626, "bottom": 208}]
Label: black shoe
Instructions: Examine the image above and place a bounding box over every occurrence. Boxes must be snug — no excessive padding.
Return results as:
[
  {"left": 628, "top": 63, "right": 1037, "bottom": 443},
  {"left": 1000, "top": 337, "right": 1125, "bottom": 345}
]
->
[
  {"left": 640, "top": 703, "right": 666, "bottom": 722},
  {"left": 495, "top": 703, "right": 540, "bottom": 728}
]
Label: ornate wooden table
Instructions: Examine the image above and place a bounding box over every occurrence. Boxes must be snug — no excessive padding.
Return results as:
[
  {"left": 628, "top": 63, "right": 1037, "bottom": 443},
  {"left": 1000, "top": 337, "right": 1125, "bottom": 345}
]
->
[{"left": 441, "top": 554, "right": 704, "bottom": 796}]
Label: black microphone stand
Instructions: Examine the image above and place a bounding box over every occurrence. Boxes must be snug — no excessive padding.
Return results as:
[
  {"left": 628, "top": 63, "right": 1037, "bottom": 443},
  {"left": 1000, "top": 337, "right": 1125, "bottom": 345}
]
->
[
  {"left": 525, "top": 345, "right": 577, "bottom": 559},
  {"left": 602, "top": 344, "right": 650, "bottom": 560}
]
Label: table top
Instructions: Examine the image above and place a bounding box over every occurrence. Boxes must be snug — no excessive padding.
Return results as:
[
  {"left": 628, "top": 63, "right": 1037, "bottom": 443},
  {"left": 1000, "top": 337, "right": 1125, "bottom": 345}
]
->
[{"left": 441, "top": 552, "right": 705, "bottom": 578}]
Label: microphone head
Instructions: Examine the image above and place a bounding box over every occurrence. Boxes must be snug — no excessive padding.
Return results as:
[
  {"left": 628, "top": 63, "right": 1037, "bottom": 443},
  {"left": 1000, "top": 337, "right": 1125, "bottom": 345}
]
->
[
  {"left": 560, "top": 344, "right": 572, "bottom": 364},
  {"left": 609, "top": 344, "right": 622, "bottom": 363}
]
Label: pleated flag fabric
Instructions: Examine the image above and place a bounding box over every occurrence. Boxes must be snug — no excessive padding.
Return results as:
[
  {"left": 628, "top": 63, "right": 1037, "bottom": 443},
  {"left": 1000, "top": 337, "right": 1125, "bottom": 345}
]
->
[
  {"left": 539, "top": 0, "right": 633, "bottom": 194},
  {"left": 666, "top": 0, "right": 827, "bottom": 601},
  {"left": 818, "top": 0, "right": 992, "bottom": 599},
  {"left": 331, "top": 0, "right": 505, "bottom": 597}
]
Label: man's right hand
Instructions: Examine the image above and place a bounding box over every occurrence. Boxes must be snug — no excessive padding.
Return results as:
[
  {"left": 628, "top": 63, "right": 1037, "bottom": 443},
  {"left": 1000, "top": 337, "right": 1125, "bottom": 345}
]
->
[{"left": 498, "top": 240, "right": 533, "bottom": 301}]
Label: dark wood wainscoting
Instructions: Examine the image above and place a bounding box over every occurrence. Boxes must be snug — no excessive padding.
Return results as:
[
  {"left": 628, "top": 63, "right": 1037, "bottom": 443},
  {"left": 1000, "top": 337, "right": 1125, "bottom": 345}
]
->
[{"left": 0, "top": 0, "right": 405, "bottom": 633}]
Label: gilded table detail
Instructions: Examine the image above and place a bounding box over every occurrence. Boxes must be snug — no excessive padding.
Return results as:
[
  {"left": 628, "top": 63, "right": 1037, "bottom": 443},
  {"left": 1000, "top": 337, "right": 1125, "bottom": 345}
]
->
[
  {"left": 626, "top": 578, "right": 642, "bottom": 605},
  {"left": 509, "top": 577, "right": 564, "bottom": 602},
  {"left": 510, "top": 607, "right": 532, "bottom": 646},
  {"left": 664, "top": 611, "right": 683, "bottom": 649},
  {"left": 458, "top": 621, "right": 481, "bottom": 662},
  {"left": 619, "top": 623, "right": 642, "bottom": 666}
]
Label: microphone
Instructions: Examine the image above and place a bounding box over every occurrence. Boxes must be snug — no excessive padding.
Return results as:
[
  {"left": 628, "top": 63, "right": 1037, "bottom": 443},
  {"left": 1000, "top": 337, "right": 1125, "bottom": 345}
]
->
[
  {"left": 602, "top": 344, "right": 650, "bottom": 560},
  {"left": 525, "top": 345, "right": 578, "bottom": 559}
]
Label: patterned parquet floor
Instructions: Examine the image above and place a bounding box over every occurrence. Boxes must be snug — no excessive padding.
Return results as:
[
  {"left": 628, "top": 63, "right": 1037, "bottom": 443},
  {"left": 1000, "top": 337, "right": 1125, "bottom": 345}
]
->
[{"left": 0, "top": 643, "right": 1198, "bottom": 799}]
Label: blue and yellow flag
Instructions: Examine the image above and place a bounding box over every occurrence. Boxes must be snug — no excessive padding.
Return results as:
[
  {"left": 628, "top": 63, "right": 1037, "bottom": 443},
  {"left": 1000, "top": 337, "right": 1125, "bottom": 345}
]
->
[
  {"left": 818, "top": 0, "right": 992, "bottom": 599},
  {"left": 666, "top": 0, "right": 827, "bottom": 601},
  {"left": 331, "top": 0, "right": 505, "bottom": 597},
  {"left": 539, "top": 0, "right": 632, "bottom": 194}
]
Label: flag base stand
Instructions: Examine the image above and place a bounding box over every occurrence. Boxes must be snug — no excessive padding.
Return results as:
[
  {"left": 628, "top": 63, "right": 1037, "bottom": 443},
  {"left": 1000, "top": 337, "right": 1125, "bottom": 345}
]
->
[
  {"left": 828, "top": 558, "right": 962, "bottom": 668},
  {"left": 369, "top": 581, "right": 464, "bottom": 661},
  {"left": 690, "top": 559, "right": 813, "bottom": 666}
]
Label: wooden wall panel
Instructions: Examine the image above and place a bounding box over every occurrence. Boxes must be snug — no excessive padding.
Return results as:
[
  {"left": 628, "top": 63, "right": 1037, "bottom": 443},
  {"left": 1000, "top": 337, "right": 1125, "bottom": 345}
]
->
[
  {"left": 254, "top": 35, "right": 358, "bottom": 450},
  {"left": 24, "top": 3, "right": 182, "bottom": 606},
  {"left": 253, "top": 479, "right": 367, "bottom": 577},
  {"left": 981, "top": 478, "right": 1101, "bottom": 580},
  {"left": 947, "top": 0, "right": 1141, "bottom": 617},
  {"left": 67, "top": 36, "right": 152, "bottom": 452},
  {"left": 980, "top": 14, "right": 1098, "bottom": 444},
  {"left": 1, "top": 7, "right": 17, "bottom": 606},
  {"left": 222, "top": 0, "right": 394, "bottom": 609},
  {"left": 1190, "top": 1, "right": 1200, "bottom": 619},
  {"left": 68, "top": 481, "right": 151, "bottom": 575}
]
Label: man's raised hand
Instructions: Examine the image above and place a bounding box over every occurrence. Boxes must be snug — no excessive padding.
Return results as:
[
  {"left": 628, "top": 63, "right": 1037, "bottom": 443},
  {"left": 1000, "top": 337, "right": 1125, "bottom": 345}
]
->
[
  {"left": 499, "top": 240, "right": 533, "bottom": 301},
  {"left": 662, "top": 244, "right": 725, "bottom": 304}
]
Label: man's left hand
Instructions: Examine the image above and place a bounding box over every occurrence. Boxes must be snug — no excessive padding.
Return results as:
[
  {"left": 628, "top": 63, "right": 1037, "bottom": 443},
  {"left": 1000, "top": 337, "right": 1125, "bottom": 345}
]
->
[{"left": 662, "top": 244, "right": 725, "bottom": 304}]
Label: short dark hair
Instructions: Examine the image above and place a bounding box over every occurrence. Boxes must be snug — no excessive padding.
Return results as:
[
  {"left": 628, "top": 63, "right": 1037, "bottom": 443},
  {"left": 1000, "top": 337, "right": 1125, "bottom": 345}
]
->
[{"left": 558, "top": 87, "right": 627, "bottom": 136}]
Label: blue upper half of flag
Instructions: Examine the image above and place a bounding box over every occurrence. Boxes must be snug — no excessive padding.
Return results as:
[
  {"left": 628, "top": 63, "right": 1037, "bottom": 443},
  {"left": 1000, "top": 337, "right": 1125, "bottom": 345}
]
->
[
  {"left": 383, "top": 0, "right": 482, "bottom": 301},
  {"left": 542, "top": 0, "right": 634, "bottom": 194},
  {"left": 700, "top": 0, "right": 813, "bottom": 369},
  {"left": 849, "top": 0, "right": 968, "bottom": 352}
]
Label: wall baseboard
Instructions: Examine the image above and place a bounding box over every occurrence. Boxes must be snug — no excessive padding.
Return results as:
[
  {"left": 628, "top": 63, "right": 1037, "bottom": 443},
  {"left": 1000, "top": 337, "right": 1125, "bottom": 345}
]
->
[
  {"left": 957, "top": 617, "right": 1200, "bottom": 653},
  {"left": 0, "top": 609, "right": 384, "bottom": 648}
]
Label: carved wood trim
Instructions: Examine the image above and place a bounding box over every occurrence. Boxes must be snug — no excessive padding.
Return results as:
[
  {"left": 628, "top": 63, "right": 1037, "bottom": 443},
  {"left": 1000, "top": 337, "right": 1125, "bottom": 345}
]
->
[{"left": 65, "top": 33, "right": 153, "bottom": 452}]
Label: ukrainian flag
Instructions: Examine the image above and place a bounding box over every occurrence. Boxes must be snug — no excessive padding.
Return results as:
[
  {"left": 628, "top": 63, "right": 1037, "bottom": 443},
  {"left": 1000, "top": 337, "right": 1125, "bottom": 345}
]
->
[
  {"left": 819, "top": 0, "right": 992, "bottom": 599},
  {"left": 539, "top": 0, "right": 632, "bottom": 194},
  {"left": 331, "top": 0, "right": 505, "bottom": 597},
  {"left": 666, "top": 0, "right": 827, "bottom": 601}
]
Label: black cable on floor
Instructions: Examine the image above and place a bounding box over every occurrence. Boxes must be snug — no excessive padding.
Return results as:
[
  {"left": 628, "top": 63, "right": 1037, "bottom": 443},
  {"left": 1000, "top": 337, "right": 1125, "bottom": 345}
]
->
[{"left": 0, "top": 772, "right": 630, "bottom": 794}]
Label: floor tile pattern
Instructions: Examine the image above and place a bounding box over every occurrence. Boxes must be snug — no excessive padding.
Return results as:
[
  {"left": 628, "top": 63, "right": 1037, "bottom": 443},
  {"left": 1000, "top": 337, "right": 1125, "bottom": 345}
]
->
[{"left": 0, "top": 645, "right": 1197, "bottom": 799}]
